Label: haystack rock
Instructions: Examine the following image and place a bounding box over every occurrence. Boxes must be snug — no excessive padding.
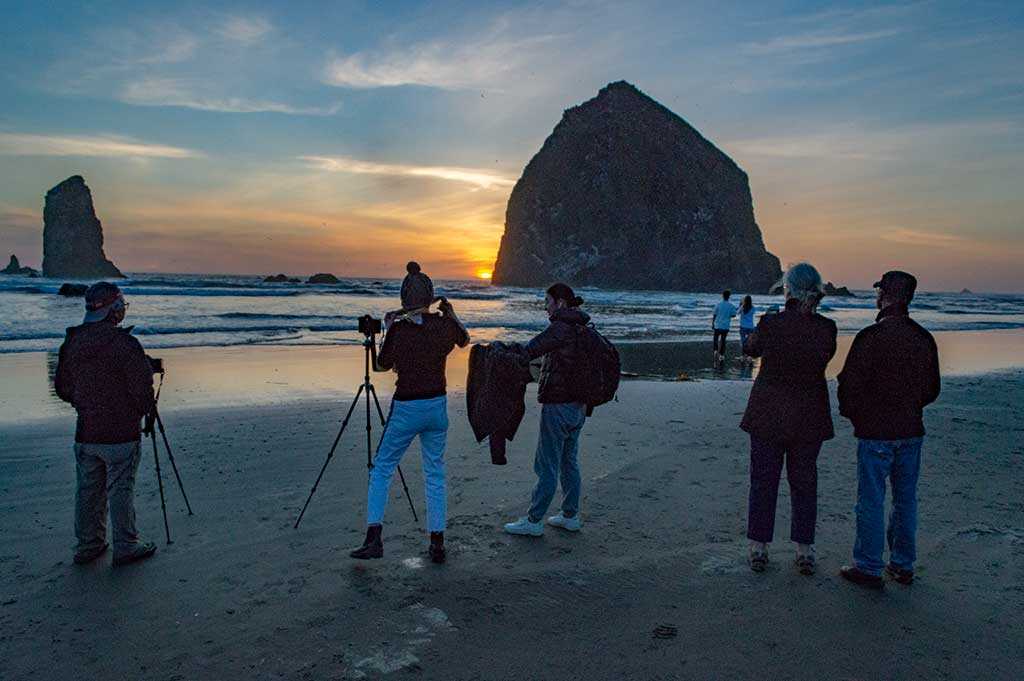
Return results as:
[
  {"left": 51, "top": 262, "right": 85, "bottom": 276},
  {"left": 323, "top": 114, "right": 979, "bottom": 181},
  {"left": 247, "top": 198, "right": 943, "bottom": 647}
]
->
[
  {"left": 492, "top": 81, "right": 781, "bottom": 292},
  {"left": 42, "top": 176, "right": 123, "bottom": 279}
]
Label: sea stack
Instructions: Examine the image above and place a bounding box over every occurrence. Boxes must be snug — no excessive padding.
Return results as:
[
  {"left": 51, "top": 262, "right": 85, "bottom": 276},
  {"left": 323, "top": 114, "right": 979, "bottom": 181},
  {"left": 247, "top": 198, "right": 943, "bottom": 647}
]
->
[
  {"left": 42, "top": 176, "right": 123, "bottom": 279},
  {"left": 492, "top": 81, "right": 781, "bottom": 292}
]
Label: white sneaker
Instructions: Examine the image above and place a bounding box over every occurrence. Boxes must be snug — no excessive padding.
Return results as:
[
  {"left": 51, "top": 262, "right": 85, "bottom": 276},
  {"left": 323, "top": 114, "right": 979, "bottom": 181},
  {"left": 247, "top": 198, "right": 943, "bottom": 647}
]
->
[
  {"left": 546, "top": 512, "right": 581, "bottom": 532},
  {"left": 504, "top": 516, "right": 544, "bottom": 536}
]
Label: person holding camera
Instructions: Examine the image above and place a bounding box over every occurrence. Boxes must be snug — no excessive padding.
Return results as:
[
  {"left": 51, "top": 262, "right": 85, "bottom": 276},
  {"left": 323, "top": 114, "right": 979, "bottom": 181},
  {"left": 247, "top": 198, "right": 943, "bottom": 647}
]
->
[
  {"left": 350, "top": 262, "right": 469, "bottom": 564},
  {"left": 740, "top": 263, "right": 836, "bottom": 574},
  {"left": 504, "top": 283, "right": 591, "bottom": 537},
  {"left": 54, "top": 282, "right": 158, "bottom": 566}
]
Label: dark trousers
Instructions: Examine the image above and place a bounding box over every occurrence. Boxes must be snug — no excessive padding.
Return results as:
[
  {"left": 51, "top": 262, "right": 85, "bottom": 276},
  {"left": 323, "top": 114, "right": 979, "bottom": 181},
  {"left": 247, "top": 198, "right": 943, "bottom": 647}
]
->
[
  {"left": 746, "top": 435, "right": 822, "bottom": 544},
  {"left": 713, "top": 329, "right": 729, "bottom": 354}
]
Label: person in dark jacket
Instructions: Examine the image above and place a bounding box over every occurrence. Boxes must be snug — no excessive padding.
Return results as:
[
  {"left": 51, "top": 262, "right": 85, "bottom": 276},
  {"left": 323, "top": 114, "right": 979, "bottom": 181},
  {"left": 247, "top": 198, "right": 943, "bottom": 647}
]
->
[
  {"left": 505, "top": 283, "right": 590, "bottom": 537},
  {"left": 54, "top": 282, "right": 157, "bottom": 566},
  {"left": 740, "top": 263, "right": 837, "bottom": 574},
  {"left": 838, "top": 270, "right": 940, "bottom": 589},
  {"left": 350, "top": 262, "right": 469, "bottom": 564}
]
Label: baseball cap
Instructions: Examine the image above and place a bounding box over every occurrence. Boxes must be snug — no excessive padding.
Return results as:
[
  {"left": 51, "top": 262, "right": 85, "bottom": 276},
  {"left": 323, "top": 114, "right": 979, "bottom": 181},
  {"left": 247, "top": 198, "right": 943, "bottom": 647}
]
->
[
  {"left": 873, "top": 271, "right": 917, "bottom": 303},
  {"left": 83, "top": 281, "right": 125, "bottom": 323}
]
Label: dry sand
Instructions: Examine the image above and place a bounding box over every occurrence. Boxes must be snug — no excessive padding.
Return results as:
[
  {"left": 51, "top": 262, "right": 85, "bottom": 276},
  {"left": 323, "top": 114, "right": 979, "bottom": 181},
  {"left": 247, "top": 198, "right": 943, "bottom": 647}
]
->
[{"left": 1, "top": 355, "right": 1022, "bottom": 680}]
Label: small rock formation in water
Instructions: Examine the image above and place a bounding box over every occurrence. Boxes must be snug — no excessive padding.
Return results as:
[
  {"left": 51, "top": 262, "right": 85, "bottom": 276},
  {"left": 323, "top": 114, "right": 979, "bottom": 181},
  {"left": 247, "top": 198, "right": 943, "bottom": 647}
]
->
[
  {"left": 307, "top": 273, "right": 340, "bottom": 284},
  {"left": 42, "top": 176, "right": 123, "bottom": 279},
  {"left": 1, "top": 254, "right": 38, "bottom": 276},
  {"left": 264, "top": 274, "right": 300, "bottom": 283},
  {"left": 960, "top": 288, "right": 974, "bottom": 295},
  {"left": 492, "top": 81, "right": 781, "bottom": 292},
  {"left": 58, "top": 283, "right": 89, "bottom": 296},
  {"left": 823, "top": 282, "right": 855, "bottom": 297}
]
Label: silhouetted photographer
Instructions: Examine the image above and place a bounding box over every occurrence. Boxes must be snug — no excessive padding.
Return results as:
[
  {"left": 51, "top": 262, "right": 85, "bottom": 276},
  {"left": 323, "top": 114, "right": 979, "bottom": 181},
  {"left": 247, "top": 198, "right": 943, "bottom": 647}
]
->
[
  {"left": 54, "top": 282, "right": 158, "bottom": 566},
  {"left": 349, "top": 262, "right": 469, "bottom": 564}
]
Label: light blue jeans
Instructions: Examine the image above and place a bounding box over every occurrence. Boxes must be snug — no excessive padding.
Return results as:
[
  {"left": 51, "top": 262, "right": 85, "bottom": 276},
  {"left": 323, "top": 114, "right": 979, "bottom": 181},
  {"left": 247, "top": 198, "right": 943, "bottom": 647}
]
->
[
  {"left": 528, "top": 402, "right": 587, "bottom": 522},
  {"left": 853, "top": 436, "right": 923, "bottom": 575},
  {"left": 367, "top": 396, "right": 448, "bottom": 532}
]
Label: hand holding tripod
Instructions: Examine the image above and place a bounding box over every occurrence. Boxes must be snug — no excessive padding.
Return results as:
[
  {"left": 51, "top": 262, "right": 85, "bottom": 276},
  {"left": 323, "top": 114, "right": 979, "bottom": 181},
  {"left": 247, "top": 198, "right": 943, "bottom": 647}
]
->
[
  {"left": 294, "top": 325, "right": 418, "bottom": 528},
  {"left": 144, "top": 361, "right": 194, "bottom": 544}
]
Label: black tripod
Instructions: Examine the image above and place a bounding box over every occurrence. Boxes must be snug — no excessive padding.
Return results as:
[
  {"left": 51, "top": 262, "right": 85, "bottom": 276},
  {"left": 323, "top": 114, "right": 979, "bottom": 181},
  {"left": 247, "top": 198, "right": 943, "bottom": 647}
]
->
[
  {"left": 144, "top": 370, "right": 194, "bottom": 544},
  {"left": 294, "top": 335, "right": 418, "bottom": 528}
]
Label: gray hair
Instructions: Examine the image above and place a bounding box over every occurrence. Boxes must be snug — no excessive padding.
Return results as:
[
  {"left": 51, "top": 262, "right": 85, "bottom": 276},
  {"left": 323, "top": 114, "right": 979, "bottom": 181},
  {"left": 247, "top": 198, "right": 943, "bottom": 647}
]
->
[{"left": 783, "top": 262, "right": 824, "bottom": 312}]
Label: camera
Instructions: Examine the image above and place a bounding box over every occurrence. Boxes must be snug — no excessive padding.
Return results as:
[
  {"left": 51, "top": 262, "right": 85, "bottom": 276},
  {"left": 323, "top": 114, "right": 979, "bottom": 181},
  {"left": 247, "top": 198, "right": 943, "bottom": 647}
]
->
[
  {"left": 148, "top": 356, "right": 164, "bottom": 374},
  {"left": 358, "top": 314, "right": 382, "bottom": 337}
]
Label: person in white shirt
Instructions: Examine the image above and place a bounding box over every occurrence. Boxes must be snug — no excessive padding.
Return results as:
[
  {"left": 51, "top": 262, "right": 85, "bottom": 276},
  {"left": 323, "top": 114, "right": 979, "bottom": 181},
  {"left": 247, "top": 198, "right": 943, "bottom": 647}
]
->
[
  {"left": 739, "top": 295, "right": 757, "bottom": 364},
  {"left": 711, "top": 290, "right": 737, "bottom": 366}
]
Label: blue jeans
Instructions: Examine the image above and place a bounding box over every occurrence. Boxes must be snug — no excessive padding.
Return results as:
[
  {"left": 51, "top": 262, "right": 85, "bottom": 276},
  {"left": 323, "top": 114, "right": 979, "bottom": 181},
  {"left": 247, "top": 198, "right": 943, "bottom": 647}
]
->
[
  {"left": 367, "top": 396, "right": 448, "bottom": 532},
  {"left": 739, "top": 327, "right": 753, "bottom": 354},
  {"left": 528, "top": 402, "right": 587, "bottom": 522},
  {"left": 853, "top": 437, "right": 923, "bottom": 575}
]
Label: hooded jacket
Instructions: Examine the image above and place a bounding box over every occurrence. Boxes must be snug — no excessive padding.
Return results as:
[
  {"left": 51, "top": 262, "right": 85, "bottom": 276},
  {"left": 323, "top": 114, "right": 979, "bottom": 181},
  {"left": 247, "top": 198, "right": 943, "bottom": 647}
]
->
[
  {"left": 837, "top": 304, "right": 940, "bottom": 440},
  {"left": 55, "top": 322, "right": 155, "bottom": 444},
  {"left": 526, "top": 307, "right": 591, "bottom": 404}
]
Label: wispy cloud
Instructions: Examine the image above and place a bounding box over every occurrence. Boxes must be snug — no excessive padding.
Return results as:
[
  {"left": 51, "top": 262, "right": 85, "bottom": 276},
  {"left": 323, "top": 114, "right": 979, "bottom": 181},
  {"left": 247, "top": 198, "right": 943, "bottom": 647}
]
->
[
  {"left": 322, "top": 29, "right": 558, "bottom": 90},
  {"left": 217, "top": 16, "right": 272, "bottom": 44},
  {"left": 0, "top": 133, "right": 199, "bottom": 159},
  {"left": 119, "top": 78, "right": 341, "bottom": 115},
  {"left": 746, "top": 28, "right": 903, "bottom": 55},
  {"left": 881, "top": 229, "right": 966, "bottom": 247},
  {"left": 301, "top": 155, "right": 515, "bottom": 189}
]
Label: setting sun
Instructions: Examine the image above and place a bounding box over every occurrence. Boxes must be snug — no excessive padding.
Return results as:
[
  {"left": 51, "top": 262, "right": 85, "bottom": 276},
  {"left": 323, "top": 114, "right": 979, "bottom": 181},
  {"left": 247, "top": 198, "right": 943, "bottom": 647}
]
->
[{"left": 478, "top": 271, "right": 492, "bottom": 280}]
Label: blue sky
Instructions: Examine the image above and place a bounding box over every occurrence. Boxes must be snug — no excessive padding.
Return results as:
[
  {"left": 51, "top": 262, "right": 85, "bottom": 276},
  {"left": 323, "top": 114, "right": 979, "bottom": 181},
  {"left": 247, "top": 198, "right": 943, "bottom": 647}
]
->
[{"left": 1, "top": 0, "right": 1022, "bottom": 290}]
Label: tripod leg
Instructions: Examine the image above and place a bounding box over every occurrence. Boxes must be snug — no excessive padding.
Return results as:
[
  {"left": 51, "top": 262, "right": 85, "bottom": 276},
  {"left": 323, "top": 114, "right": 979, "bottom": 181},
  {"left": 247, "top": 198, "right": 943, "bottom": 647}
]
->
[
  {"left": 153, "top": 408, "right": 194, "bottom": 516},
  {"left": 149, "top": 430, "right": 172, "bottom": 544},
  {"left": 294, "top": 385, "right": 364, "bottom": 528},
  {"left": 368, "top": 385, "right": 419, "bottom": 524}
]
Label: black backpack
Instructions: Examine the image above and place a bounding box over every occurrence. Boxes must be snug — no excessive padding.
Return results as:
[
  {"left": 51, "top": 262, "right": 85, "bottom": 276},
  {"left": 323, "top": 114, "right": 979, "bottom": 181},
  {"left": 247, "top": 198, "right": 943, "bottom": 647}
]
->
[{"left": 572, "top": 323, "right": 621, "bottom": 409}]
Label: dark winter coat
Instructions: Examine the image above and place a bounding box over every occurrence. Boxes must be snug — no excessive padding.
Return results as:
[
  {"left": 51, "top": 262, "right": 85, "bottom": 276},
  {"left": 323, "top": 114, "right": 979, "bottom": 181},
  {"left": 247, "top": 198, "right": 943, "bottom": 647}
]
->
[
  {"left": 466, "top": 342, "right": 533, "bottom": 464},
  {"left": 740, "top": 299, "right": 837, "bottom": 445},
  {"left": 376, "top": 313, "right": 469, "bottom": 401},
  {"left": 55, "top": 322, "right": 156, "bottom": 444},
  {"left": 837, "top": 304, "right": 941, "bottom": 440},
  {"left": 526, "top": 308, "right": 591, "bottom": 404}
]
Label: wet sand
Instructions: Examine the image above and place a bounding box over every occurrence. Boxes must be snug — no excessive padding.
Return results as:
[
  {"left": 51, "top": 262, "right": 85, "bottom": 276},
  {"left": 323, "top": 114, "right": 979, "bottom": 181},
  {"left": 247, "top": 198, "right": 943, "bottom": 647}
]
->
[{"left": 1, "top": 361, "right": 1022, "bottom": 679}]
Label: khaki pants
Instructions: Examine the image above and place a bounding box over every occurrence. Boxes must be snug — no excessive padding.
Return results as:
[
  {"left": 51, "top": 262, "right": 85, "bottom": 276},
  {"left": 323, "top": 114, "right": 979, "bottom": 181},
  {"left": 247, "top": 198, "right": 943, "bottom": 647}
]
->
[{"left": 74, "top": 441, "right": 143, "bottom": 556}]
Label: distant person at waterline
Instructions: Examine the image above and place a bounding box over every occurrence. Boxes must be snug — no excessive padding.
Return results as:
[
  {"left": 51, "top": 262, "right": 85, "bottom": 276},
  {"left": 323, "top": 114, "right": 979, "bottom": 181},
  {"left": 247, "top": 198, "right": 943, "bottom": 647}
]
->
[
  {"left": 505, "top": 283, "right": 591, "bottom": 537},
  {"left": 740, "top": 263, "right": 836, "bottom": 574},
  {"left": 837, "top": 270, "right": 940, "bottom": 589},
  {"left": 738, "top": 295, "right": 756, "bottom": 365},
  {"left": 349, "top": 262, "right": 470, "bottom": 564},
  {"left": 54, "top": 282, "right": 158, "bottom": 567},
  {"left": 711, "top": 290, "right": 736, "bottom": 367}
]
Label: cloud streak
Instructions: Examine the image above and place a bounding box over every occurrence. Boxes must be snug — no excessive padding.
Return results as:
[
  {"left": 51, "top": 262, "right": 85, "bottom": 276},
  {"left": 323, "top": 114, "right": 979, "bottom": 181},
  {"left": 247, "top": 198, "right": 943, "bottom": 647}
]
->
[
  {"left": 746, "top": 28, "right": 903, "bottom": 55},
  {"left": 322, "top": 29, "right": 558, "bottom": 90},
  {"left": 217, "top": 16, "right": 272, "bottom": 44},
  {"left": 301, "top": 156, "right": 515, "bottom": 189},
  {"left": 119, "top": 78, "right": 341, "bottom": 115},
  {"left": 0, "top": 133, "right": 199, "bottom": 159}
]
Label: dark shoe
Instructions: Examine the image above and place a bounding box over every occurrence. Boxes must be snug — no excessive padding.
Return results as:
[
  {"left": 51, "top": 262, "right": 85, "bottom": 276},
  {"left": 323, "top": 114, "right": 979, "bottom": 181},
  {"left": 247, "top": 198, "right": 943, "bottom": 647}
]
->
[
  {"left": 885, "top": 564, "right": 914, "bottom": 585},
  {"left": 840, "top": 565, "right": 883, "bottom": 589},
  {"left": 73, "top": 543, "right": 109, "bottom": 565},
  {"left": 749, "top": 550, "right": 768, "bottom": 572},
  {"left": 112, "top": 542, "right": 156, "bottom": 567},
  {"left": 428, "top": 531, "right": 446, "bottom": 564},
  {"left": 350, "top": 525, "right": 383, "bottom": 560},
  {"left": 795, "top": 554, "right": 816, "bottom": 576}
]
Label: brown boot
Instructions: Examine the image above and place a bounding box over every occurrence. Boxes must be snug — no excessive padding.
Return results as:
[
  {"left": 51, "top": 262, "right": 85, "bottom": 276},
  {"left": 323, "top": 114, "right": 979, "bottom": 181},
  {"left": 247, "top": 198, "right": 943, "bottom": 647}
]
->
[
  {"left": 428, "top": 531, "right": 446, "bottom": 564},
  {"left": 350, "top": 525, "right": 383, "bottom": 560}
]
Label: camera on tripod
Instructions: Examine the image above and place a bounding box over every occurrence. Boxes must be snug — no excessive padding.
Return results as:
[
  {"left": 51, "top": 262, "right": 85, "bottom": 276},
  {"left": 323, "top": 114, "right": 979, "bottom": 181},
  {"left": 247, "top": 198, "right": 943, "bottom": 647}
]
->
[
  {"left": 148, "top": 356, "right": 165, "bottom": 374},
  {"left": 358, "top": 314, "right": 382, "bottom": 337}
]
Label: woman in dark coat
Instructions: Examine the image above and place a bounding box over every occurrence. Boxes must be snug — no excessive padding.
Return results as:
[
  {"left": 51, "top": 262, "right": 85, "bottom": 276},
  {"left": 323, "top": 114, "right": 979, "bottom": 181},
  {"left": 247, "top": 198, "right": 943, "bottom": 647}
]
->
[{"left": 741, "top": 262, "right": 836, "bottom": 574}]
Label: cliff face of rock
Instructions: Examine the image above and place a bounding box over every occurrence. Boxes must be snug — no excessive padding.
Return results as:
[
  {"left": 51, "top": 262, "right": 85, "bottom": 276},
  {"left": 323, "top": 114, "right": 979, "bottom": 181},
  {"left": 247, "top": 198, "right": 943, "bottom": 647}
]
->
[
  {"left": 492, "top": 81, "right": 781, "bottom": 292},
  {"left": 42, "top": 176, "right": 123, "bottom": 279}
]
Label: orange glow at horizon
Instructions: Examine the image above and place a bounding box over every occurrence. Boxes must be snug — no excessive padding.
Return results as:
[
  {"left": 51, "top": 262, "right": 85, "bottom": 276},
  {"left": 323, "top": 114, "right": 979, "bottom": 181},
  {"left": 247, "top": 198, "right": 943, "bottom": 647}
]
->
[{"left": 478, "top": 270, "right": 492, "bottom": 280}]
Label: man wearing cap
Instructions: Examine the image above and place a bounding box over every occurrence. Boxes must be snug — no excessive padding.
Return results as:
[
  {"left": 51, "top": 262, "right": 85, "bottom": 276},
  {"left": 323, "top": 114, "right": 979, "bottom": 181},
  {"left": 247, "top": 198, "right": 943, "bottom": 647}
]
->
[
  {"left": 55, "top": 282, "right": 158, "bottom": 566},
  {"left": 836, "top": 271, "right": 941, "bottom": 588}
]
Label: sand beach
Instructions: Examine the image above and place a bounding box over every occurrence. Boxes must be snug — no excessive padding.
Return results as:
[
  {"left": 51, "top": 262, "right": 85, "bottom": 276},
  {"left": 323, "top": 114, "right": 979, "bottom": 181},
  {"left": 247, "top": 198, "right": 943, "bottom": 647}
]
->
[{"left": 1, "top": 336, "right": 1022, "bottom": 680}]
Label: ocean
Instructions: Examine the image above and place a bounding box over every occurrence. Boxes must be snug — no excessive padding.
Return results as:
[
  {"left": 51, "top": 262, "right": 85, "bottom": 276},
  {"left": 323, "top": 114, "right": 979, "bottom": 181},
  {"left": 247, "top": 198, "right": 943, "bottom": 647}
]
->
[{"left": 1, "top": 273, "right": 1023, "bottom": 354}]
